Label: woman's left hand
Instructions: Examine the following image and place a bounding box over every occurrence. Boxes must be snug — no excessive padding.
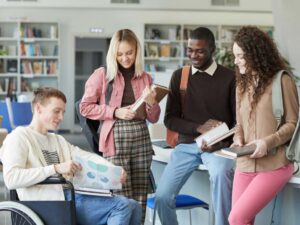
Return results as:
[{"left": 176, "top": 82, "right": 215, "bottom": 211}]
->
[
  {"left": 249, "top": 139, "right": 268, "bottom": 158},
  {"left": 143, "top": 86, "right": 157, "bottom": 107}
]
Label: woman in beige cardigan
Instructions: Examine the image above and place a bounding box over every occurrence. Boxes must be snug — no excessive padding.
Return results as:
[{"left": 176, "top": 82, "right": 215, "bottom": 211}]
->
[{"left": 229, "top": 26, "right": 299, "bottom": 225}]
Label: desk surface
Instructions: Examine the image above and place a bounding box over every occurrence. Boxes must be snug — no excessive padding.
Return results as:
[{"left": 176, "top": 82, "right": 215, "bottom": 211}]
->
[{"left": 152, "top": 144, "right": 300, "bottom": 185}]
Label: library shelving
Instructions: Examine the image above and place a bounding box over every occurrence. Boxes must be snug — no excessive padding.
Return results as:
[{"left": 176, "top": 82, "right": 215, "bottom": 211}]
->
[
  {"left": 0, "top": 21, "right": 59, "bottom": 100},
  {"left": 144, "top": 24, "right": 273, "bottom": 77}
]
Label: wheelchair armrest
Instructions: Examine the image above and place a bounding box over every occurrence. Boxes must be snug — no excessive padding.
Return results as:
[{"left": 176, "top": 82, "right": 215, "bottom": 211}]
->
[
  {"left": 41, "top": 175, "right": 67, "bottom": 184},
  {"left": 10, "top": 176, "right": 75, "bottom": 201}
]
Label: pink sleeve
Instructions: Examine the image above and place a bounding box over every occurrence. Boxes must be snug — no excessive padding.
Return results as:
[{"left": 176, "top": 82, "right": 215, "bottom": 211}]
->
[{"left": 79, "top": 68, "right": 116, "bottom": 120}]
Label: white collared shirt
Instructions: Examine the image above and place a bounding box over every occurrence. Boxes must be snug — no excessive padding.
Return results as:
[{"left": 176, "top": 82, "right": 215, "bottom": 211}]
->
[{"left": 191, "top": 60, "right": 217, "bottom": 76}]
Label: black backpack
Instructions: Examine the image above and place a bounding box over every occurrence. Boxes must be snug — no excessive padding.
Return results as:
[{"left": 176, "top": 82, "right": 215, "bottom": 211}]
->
[{"left": 75, "top": 77, "right": 113, "bottom": 156}]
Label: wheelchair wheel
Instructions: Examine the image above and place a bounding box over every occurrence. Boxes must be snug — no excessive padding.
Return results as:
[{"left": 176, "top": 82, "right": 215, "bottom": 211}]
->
[{"left": 0, "top": 201, "right": 44, "bottom": 225}]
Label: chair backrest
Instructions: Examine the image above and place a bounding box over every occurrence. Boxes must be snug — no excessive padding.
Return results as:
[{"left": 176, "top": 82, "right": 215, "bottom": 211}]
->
[
  {"left": 148, "top": 169, "right": 156, "bottom": 193},
  {"left": 0, "top": 99, "right": 32, "bottom": 132},
  {"left": 75, "top": 100, "right": 101, "bottom": 155}
]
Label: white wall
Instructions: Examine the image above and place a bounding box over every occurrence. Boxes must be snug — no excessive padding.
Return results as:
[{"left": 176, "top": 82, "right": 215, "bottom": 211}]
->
[
  {"left": 0, "top": 7, "right": 273, "bottom": 130},
  {"left": 272, "top": 0, "right": 300, "bottom": 78},
  {"left": 0, "top": 0, "right": 272, "bottom": 12}
]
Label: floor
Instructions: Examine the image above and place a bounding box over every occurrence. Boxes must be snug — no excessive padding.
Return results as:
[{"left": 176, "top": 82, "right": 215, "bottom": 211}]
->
[{"left": 0, "top": 132, "right": 155, "bottom": 225}]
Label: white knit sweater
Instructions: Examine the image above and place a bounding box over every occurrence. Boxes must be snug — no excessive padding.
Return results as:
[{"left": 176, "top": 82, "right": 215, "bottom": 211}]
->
[{"left": 0, "top": 126, "right": 113, "bottom": 200}]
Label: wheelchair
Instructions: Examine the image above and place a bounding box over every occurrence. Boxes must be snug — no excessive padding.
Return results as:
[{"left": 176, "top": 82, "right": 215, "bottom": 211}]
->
[{"left": 0, "top": 175, "right": 76, "bottom": 225}]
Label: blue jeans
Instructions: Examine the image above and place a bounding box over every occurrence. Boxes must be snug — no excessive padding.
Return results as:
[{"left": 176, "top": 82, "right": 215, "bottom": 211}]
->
[
  {"left": 155, "top": 143, "right": 234, "bottom": 225},
  {"left": 66, "top": 192, "right": 142, "bottom": 225}
]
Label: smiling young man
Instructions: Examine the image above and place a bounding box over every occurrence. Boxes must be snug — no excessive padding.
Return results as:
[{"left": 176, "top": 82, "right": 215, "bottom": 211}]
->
[
  {"left": 0, "top": 87, "right": 142, "bottom": 225},
  {"left": 155, "top": 27, "right": 236, "bottom": 225}
]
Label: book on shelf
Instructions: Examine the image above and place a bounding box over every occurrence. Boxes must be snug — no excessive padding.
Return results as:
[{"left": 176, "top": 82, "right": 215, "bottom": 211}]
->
[
  {"left": 33, "top": 61, "right": 43, "bottom": 74},
  {"left": 22, "top": 60, "right": 33, "bottom": 74},
  {"left": 195, "top": 122, "right": 235, "bottom": 148},
  {"left": 75, "top": 187, "right": 113, "bottom": 197},
  {"left": 0, "top": 59, "right": 4, "bottom": 73},
  {"left": 131, "top": 84, "right": 169, "bottom": 112},
  {"left": 7, "top": 60, "right": 18, "bottom": 73},
  {"left": 214, "top": 145, "right": 257, "bottom": 159},
  {"left": 160, "top": 44, "right": 171, "bottom": 57},
  {"left": 148, "top": 44, "right": 159, "bottom": 58}
]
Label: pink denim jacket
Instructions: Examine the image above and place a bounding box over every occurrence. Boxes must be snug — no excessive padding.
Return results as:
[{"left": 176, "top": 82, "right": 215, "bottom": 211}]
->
[{"left": 79, "top": 67, "right": 160, "bottom": 156}]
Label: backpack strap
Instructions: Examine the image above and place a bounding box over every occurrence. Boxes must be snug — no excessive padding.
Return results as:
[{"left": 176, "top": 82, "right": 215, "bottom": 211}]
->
[
  {"left": 179, "top": 66, "right": 190, "bottom": 110},
  {"left": 272, "top": 70, "right": 289, "bottom": 129},
  {"left": 180, "top": 66, "right": 190, "bottom": 91}
]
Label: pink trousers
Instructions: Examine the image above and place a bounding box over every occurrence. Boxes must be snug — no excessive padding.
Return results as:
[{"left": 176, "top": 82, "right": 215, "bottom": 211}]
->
[{"left": 228, "top": 163, "right": 294, "bottom": 225}]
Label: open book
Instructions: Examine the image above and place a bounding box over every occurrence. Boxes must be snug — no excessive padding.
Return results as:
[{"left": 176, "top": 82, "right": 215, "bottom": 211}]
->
[
  {"left": 214, "top": 144, "right": 257, "bottom": 159},
  {"left": 73, "top": 156, "right": 122, "bottom": 196},
  {"left": 195, "top": 122, "right": 236, "bottom": 148},
  {"left": 131, "top": 84, "right": 169, "bottom": 112}
]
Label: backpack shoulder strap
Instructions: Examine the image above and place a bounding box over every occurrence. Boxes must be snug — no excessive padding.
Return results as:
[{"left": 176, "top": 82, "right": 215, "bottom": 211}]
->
[
  {"left": 102, "top": 65, "right": 113, "bottom": 104},
  {"left": 272, "top": 70, "right": 289, "bottom": 128},
  {"left": 105, "top": 80, "right": 113, "bottom": 104},
  {"left": 180, "top": 66, "right": 190, "bottom": 91}
]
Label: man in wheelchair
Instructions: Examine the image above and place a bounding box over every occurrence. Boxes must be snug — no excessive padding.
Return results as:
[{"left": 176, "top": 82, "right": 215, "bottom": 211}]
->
[{"left": 0, "top": 87, "right": 142, "bottom": 225}]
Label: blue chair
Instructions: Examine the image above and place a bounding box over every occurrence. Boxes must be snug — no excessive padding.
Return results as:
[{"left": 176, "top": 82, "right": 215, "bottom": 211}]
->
[
  {"left": 0, "top": 99, "right": 32, "bottom": 132},
  {"left": 147, "top": 171, "right": 209, "bottom": 225}
]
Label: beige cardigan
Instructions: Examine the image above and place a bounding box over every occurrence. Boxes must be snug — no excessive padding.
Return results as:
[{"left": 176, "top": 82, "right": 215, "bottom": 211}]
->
[
  {"left": 0, "top": 126, "right": 113, "bottom": 200},
  {"left": 234, "top": 74, "right": 299, "bottom": 172}
]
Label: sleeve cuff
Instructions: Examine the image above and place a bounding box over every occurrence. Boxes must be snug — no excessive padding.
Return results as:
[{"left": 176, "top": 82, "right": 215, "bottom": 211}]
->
[
  {"left": 106, "top": 106, "right": 118, "bottom": 119},
  {"left": 44, "top": 165, "right": 57, "bottom": 177}
]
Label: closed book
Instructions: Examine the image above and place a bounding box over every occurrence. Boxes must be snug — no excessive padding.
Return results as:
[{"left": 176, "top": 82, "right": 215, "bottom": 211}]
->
[
  {"left": 195, "top": 123, "right": 235, "bottom": 147},
  {"left": 131, "top": 84, "right": 169, "bottom": 112},
  {"left": 75, "top": 187, "right": 113, "bottom": 197},
  {"left": 220, "top": 145, "right": 257, "bottom": 158}
]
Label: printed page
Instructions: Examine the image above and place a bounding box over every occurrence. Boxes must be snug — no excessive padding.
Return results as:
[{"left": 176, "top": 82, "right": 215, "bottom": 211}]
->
[{"left": 73, "top": 156, "right": 122, "bottom": 191}]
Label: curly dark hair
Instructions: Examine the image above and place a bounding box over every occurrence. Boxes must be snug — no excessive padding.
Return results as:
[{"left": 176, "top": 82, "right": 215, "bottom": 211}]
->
[{"left": 234, "top": 26, "right": 285, "bottom": 105}]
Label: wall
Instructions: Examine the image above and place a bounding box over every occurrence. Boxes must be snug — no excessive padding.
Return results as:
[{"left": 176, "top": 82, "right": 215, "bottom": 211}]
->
[
  {"left": 272, "top": 0, "right": 300, "bottom": 78},
  {"left": 0, "top": 0, "right": 272, "bottom": 12},
  {"left": 0, "top": 7, "right": 273, "bottom": 130}
]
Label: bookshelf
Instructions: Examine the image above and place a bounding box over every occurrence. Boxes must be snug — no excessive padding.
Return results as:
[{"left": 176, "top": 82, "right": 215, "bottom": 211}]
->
[
  {"left": 144, "top": 24, "right": 273, "bottom": 77},
  {"left": 0, "top": 21, "right": 59, "bottom": 100}
]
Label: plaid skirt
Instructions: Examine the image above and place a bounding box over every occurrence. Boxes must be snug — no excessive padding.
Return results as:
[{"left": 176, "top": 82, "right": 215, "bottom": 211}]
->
[{"left": 105, "top": 119, "right": 153, "bottom": 221}]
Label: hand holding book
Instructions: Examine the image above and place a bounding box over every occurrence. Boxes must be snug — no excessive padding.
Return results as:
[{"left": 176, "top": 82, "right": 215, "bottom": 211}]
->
[
  {"left": 217, "top": 144, "right": 257, "bottom": 159},
  {"left": 143, "top": 86, "right": 157, "bottom": 107},
  {"left": 131, "top": 84, "right": 169, "bottom": 112},
  {"left": 195, "top": 122, "right": 236, "bottom": 150}
]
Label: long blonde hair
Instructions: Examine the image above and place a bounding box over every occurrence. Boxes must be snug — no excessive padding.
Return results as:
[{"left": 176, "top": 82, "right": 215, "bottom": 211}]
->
[{"left": 106, "top": 29, "right": 143, "bottom": 82}]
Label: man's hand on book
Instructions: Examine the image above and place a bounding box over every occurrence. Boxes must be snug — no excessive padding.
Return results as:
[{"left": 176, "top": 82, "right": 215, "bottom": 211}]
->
[
  {"left": 248, "top": 139, "right": 268, "bottom": 159},
  {"left": 54, "top": 160, "right": 82, "bottom": 177},
  {"left": 197, "top": 119, "right": 223, "bottom": 134},
  {"left": 143, "top": 86, "right": 157, "bottom": 107},
  {"left": 201, "top": 140, "right": 228, "bottom": 153},
  {"left": 114, "top": 106, "right": 136, "bottom": 120}
]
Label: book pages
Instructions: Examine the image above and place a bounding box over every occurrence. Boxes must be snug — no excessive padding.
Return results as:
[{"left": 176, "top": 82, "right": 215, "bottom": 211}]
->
[
  {"left": 195, "top": 122, "right": 231, "bottom": 148},
  {"left": 73, "top": 156, "right": 122, "bottom": 191}
]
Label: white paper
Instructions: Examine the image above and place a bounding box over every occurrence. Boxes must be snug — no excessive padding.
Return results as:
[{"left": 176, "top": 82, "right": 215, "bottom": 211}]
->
[{"left": 73, "top": 156, "right": 122, "bottom": 190}]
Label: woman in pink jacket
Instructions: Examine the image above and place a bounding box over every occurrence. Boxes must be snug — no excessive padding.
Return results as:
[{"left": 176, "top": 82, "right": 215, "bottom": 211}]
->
[{"left": 80, "top": 29, "right": 160, "bottom": 221}]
